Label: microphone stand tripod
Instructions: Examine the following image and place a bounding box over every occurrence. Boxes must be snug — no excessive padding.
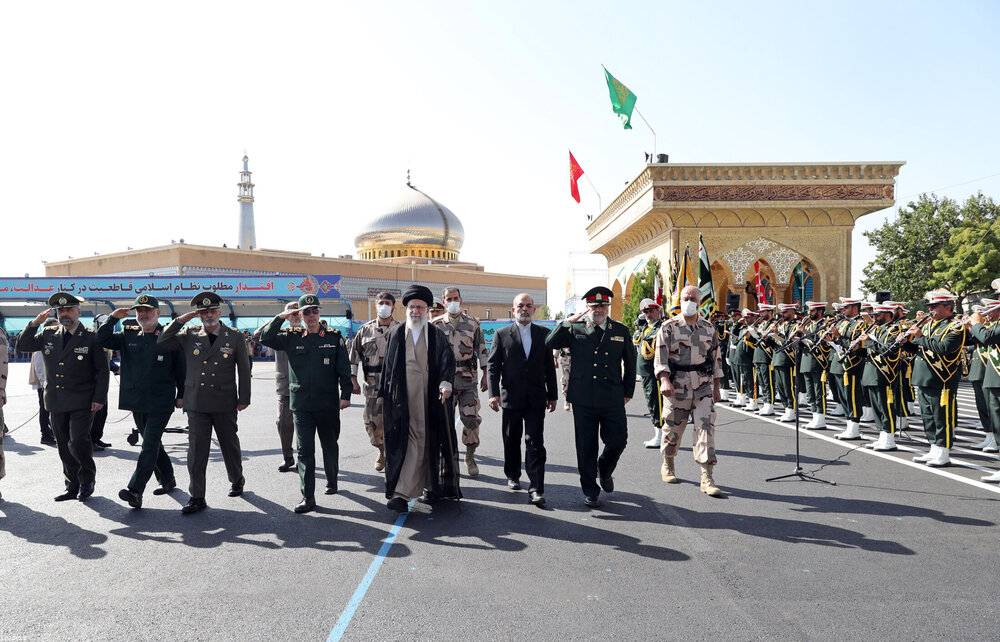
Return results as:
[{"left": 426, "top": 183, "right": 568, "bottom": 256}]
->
[{"left": 765, "top": 334, "right": 836, "bottom": 485}]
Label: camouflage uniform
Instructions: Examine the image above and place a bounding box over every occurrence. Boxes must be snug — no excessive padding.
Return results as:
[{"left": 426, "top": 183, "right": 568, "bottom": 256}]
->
[
  {"left": 433, "top": 312, "right": 488, "bottom": 447},
  {"left": 348, "top": 318, "right": 400, "bottom": 448},
  {"left": 654, "top": 315, "right": 724, "bottom": 496},
  {"left": 557, "top": 347, "right": 572, "bottom": 408}
]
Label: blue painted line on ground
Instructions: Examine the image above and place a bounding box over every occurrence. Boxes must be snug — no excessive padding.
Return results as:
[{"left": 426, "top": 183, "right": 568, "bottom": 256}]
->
[{"left": 328, "top": 500, "right": 414, "bottom": 641}]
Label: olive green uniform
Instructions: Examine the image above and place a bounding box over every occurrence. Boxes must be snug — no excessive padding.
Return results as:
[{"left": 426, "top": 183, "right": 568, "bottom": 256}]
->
[
  {"left": 636, "top": 318, "right": 663, "bottom": 428},
  {"left": 860, "top": 321, "right": 902, "bottom": 434},
  {"left": 904, "top": 316, "right": 966, "bottom": 448}
]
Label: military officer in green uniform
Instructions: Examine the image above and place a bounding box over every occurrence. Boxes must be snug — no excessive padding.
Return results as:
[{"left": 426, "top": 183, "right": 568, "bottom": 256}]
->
[
  {"left": 901, "top": 291, "right": 966, "bottom": 467},
  {"left": 97, "top": 294, "right": 185, "bottom": 508},
  {"left": 634, "top": 298, "right": 664, "bottom": 448},
  {"left": 714, "top": 312, "right": 732, "bottom": 402},
  {"left": 730, "top": 309, "right": 758, "bottom": 408},
  {"left": 828, "top": 297, "right": 867, "bottom": 440},
  {"left": 799, "top": 301, "right": 833, "bottom": 429},
  {"left": 858, "top": 303, "right": 903, "bottom": 451},
  {"left": 767, "top": 303, "right": 800, "bottom": 422},
  {"left": 260, "top": 294, "right": 353, "bottom": 513},
  {"left": 545, "top": 286, "right": 636, "bottom": 507},
  {"left": 887, "top": 302, "right": 917, "bottom": 434},
  {"left": 748, "top": 303, "right": 777, "bottom": 415},
  {"left": 964, "top": 294, "right": 1000, "bottom": 481},
  {"left": 158, "top": 291, "right": 251, "bottom": 514},
  {"left": 16, "top": 292, "right": 109, "bottom": 501}
]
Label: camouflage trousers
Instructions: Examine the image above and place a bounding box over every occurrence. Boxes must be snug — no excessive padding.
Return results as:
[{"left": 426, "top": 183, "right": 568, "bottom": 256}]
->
[
  {"left": 559, "top": 363, "right": 571, "bottom": 399},
  {"left": 453, "top": 384, "right": 482, "bottom": 447},
  {"left": 362, "top": 395, "right": 385, "bottom": 447},
  {"left": 661, "top": 394, "right": 717, "bottom": 465}
]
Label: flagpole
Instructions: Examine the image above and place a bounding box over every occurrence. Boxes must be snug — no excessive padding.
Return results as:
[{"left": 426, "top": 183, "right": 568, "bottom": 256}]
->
[
  {"left": 583, "top": 175, "right": 602, "bottom": 214},
  {"left": 633, "top": 107, "right": 656, "bottom": 159}
]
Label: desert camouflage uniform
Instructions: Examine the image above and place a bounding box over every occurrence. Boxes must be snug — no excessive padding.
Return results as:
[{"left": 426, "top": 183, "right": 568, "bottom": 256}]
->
[
  {"left": 348, "top": 318, "right": 400, "bottom": 446},
  {"left": 557, "top": 347, "right": 572, "bottom": 398},
  {"left": 433, "top": 312, "right": 487, "bottom": 446},
  {"left": 654, "top": 316, "right": 724, "bottom": 464}
]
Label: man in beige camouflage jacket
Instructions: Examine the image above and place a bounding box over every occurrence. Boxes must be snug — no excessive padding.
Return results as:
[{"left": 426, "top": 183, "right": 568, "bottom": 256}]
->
[
  {"left": 655, "top": 285, "right": 724, "bottom": 497},
  {"left": 433, "top": 286, "right": 488, "bottom": 476}
]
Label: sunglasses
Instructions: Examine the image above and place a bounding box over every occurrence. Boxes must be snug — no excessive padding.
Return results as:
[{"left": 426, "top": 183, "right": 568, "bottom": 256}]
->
[{"left": 302, "top": 308, "right": 320, "bottom": 316}]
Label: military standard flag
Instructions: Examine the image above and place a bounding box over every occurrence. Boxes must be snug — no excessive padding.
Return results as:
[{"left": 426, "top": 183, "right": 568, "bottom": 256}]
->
[
  {"left": 569, "top": 151, "right": 585, "bottom": 203},
  {"left": 698, "top": 233, "right": 717, "bottom": 317},
  {"left": 669, "top": 245, "right": 693, "bottom": 316},
  {"left": 602, "top": 66, "right": 637, "bottom": 130}
]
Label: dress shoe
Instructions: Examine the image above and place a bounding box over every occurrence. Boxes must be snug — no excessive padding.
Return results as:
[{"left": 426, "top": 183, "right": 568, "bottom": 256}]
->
[
  {"left": 418, "top": 490, "right": 438, "bottom": 505},
  {"left": 507, "top": 479, "right": 522, "bottom": 490},
  {"left": 804, "top": 414, "right": 826, "bottom": 429},
  {"left": 118, "top": 488, "right": 142, "bottom": 509},
  {"left": 599, "top": 476, "right": 614, "bottom": 493},
  {"left": 294, "top": 497, "right": 316, "bottom": 514},
  {"left": 583, "top": 494, "right": 602, "bottom": 508},
  {"left": 95, "top": 439, "right": 112, "bottom": 448},
  {"left": 77, "top": 483, "right": 95, "bottom": 501},
  {"left": 91, "top": 441, "right": 106, "bottom": 452},
  {"left": 181, "top": 498, "right": 207, "bottom": 514},
  {"left": 41, "top": 434, "right": 57, "bottom": 446},
  {"left": 324, "top": 486, "right": 338, "bottom": 495},
  {"left": 228, "top": 478, "right": 245, "bottom": 497},
  {"left": 528, "top": 490, "right": 545, "bottom": 506},
  {"left": 55, "top": 489, "right": 80, "bottom": 502},
  {"left": 777, "top": 408, "right": 797, "bottom": 422},
  {"left": 758, "top": 403, "right": 775, "bottom": 416},
  {"left": 925, "top": 445, "right": 951, "bottom": 467},
  {"left": 386, "top": 497, "right": 409, "bottom": 512},
  {"left": 278, "top": 459, "right": 296, "bottom": 473},
  {"left": 152, "top": 480, "right": 177, "bottom": 496},
  {"left": 872, "top": 432, "right": 897, "bottom": 451}
]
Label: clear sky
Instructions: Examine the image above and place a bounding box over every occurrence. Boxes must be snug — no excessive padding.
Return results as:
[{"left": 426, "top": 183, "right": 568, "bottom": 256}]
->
[{"left": 2, "top": 1, "right": 998, "bottom": 310}]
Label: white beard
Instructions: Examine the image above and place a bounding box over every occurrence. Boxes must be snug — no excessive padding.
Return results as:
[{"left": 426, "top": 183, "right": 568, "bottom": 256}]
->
[{"left": 406, "top": 315, "right": 427, "bottom": 332}]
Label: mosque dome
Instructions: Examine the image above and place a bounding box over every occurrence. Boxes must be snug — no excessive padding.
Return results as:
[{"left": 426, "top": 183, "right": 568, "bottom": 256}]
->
[{"left": 355, "top": 184, "right": 465, "bottom": 261}]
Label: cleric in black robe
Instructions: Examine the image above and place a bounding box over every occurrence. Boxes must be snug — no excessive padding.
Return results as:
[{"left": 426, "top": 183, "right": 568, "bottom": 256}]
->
[{"left": 380, "top": 284, "right": 459, "bottom": 511}]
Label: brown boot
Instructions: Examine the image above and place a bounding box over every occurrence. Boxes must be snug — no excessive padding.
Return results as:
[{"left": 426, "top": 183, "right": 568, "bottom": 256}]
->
[
  {"left": 375, "top": 445, "right": 386, "bottom": 472},
  {"left": 466, "top": 445, "right": 479, "bottom": 477},
  {"left": 661, "top": 454, "right": 677, "bottom": 484},
  {"left": 700, "top": 464, "right": 723, "bottom": 497}
]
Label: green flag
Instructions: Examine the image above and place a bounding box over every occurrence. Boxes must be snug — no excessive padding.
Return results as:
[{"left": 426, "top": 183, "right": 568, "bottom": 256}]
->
[
  {"left": 602, "top": 66, "right": 637, "bottom": 130},
  {"left": 698, "top": 234, "right": 717, "bottom": 317}
]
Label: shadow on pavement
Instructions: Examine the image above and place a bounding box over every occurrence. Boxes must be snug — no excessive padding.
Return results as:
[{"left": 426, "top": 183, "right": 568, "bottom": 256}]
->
[{"left": 0, "top": 500, "right": 108, "bottom": 559}]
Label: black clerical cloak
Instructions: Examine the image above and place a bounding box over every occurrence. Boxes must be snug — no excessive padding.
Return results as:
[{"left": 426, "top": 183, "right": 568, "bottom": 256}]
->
[{"left": 379, "top": 323, "right": 460, "bottom": 499}]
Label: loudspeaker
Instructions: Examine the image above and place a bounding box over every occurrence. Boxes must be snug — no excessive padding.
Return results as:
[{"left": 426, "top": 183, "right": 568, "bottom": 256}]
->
[
  {"left": 875, "top": 290, "right": 892, "bottom": 303},
  {"left": 726, "top": 292, "right": 741, "bottom": 313}
]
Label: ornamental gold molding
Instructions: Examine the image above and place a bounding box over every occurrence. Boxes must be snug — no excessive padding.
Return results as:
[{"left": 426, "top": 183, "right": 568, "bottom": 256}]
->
[{"left": 653, "top": 184, "right": 894, "bottom": 202}]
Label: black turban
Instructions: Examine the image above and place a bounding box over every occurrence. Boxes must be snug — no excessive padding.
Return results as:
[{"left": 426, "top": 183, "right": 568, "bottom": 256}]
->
[{"left": 402, "top": 284, "right": 433, "bottom": 307}]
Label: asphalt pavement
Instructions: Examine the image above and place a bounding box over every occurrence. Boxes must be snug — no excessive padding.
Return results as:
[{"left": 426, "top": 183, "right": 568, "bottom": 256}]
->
[{"left": 1, "top": 361, "right": 997, "bottom": 642}]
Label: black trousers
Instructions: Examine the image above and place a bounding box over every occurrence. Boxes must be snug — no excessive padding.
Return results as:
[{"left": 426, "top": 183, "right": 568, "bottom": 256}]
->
[
  {"left": 501, "top": 406, "right": 547, "bottom": 493},
  {"left": 91, "top": 404, "right": 108, "bottom": 442},
  {"left": 572, "top": 404, "right": 627, "bottom": 497},
  {"left": 36, "top": 388, "right": 53, "bottom": 438},
  {"left": 50, "top": 409, "right": 96, "bottom": 490},
  {"left": 128, "top": 411, "right": 176, "bottom": 494},
  {"left": 641, "top": 376, "right": 662, "bottom": 427}
]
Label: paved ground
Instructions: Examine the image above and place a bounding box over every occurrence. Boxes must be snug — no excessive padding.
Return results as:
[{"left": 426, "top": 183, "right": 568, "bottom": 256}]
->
[{"left": 1, "top": 361, "right": 998, "bottom": 642}]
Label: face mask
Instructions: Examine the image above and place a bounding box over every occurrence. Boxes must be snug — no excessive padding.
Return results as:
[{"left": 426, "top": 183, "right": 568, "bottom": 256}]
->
[
  {"left": 446, "top": 301, "right": 462, "bottom": 315},
  {"left": 376, "top": 304, "right": 393, "bottom": 319},
  {"left": 680, "top": 300, "right": 699, "bottom": 317}
]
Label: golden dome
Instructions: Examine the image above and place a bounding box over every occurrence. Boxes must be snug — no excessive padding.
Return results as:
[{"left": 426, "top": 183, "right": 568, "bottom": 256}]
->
[{"left": 355, "top": 184, "right": 465, "bottom": 261}]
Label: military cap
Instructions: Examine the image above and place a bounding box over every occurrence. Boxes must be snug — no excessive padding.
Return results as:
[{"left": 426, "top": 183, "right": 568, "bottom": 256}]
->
[
  {"left": 778, "top": 303, "right": 798, "bottom": 312},
  {"left": 991, "top": 278, "right": 1000, "bottom": 292},
  {"left": 583, "top": 286, "right": 614, "bottom": 305},
  {"left": 839, "top": 297, "right": 861, "bottom": 306},
  {"left": 758, "top": 303, "right": 776, "bottom": 311},
  {"left": 872, "top": 303, "right": 895, "bottom": 313},
  {"left": 924, "top": 291, "right": 956, "bottom": 305},
  {"left": 130, "top": 294, "right": 160, "bottom": 309},
  {"left": 297, "top": 293, "right": 321, "bottom": 310},
  {"left": 430, "top": 298, "right": 445, "bottom": 312},
  {"left": 806, "top": 300, "right": 828, "bottom": 309},
  {"left": 402, "top": 284, "right": 433, "bottom": 307},
  {"left": 48, "top": 291, "right": 83, "bottom": 308},
  {"left": 191, "top": 291, "right": 223, "bottom": 310},
  {"left": 741, "top": 308, "right": 759, "bottom": 316},
  {"left": 860, "top": 301, "right": 874, "bottom": 310},
  {"left": 638, "top": 298, "right": 660, "bottom": 311},
  {"left": 980, "top": 298, "right": 1000, "bottom": 313}
]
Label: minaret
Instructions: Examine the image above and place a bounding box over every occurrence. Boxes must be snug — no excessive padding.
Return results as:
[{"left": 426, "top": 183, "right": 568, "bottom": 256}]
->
[{"left": 237, "top": 154, "right": 256, "bottom": 250}]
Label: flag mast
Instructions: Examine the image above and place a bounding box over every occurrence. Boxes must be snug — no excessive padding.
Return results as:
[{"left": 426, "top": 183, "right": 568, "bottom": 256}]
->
[{"left": 633, "top": 107, "right": 656, "bottom": 160}]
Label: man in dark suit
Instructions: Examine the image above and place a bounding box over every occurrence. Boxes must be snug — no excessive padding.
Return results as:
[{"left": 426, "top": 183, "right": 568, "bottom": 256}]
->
[
  {"left": 158, "top": 291, "right": 251, "bottom": 514},
  {"left": 545, "top": 286, "right": 637, "bottom": 508},
  {"left": 16, "top": 292, "right": 109, "bottom": 501},
  {"left": 487, "top": 293, "right": 558, "bottom": 506}
]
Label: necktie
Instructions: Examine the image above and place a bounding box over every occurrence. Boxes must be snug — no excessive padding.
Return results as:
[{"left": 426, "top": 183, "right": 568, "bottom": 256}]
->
[{"left": 594, "top": 325, "right": 604, "bottom": 341}]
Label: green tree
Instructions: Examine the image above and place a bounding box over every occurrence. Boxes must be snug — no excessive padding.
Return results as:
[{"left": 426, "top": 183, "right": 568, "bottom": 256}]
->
[
  {"left": 931, "top": 193, "right": 1000, "bottom": 309},
  {"left": 554, "top": 311, "right": 564, "bottom": 320},
  {"left": 536, "top": 304, "right": 551, "bottom": 320},
  {"left": 861, "top": 194, "right": 962, "bottom": 303},
  {"left": 621, "top": 257, "right": 662, "bottom": 324}
]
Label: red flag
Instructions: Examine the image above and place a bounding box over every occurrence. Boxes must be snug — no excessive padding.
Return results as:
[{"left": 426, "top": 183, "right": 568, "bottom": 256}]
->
[
  {"left": 754, "top": 261, "right": 765, "bottom": 305},
  {"left": 569, "top": 151, "right": 585, "bottom": 203},
  {"left": 653, "top": 273, "right": 663, "bottom": 307}
]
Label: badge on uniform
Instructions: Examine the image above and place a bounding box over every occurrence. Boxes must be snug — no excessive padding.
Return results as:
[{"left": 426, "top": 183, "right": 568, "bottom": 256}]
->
[
  {"left": 74, "top": 346, "right": 90, "bottom": 354},
  {"left": 323, "top": 357, "right": 330, "bottom": 365},
  {"left": 44, "top": 349, "right": 51, "bottom": 355},
  {"left": 611, "top": 335, "right": 625, "bottom": 342},
  {"left": 157, "top": 355, "right": 164, "bottom": 361},
  {"left": 193, "top": 349, "right": 200, "bottom": 355},
  {"left": 78, "top": 355, "right": 84, "bottom": 360}
]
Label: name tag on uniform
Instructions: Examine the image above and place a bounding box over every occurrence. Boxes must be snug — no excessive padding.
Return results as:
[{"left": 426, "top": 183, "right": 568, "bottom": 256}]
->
[
  {"left": 610, "top": 335, "right": 625, "bottom": 342},
  {"left": 74, "top": 346, "right": 90, "bottom": 354},
  {"left": 323, "top": 357, "right": 330, "bottom": 365},
  {"left": 157, "top": 355, "right": 164, "bottom": 361},
  {"left": 295, "top": 345, "right": 306, "bottom": 350}
]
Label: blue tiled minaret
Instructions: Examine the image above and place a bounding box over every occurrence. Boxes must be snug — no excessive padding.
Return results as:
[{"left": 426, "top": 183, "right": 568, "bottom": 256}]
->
[{"left": 237, "top": 154, "right": 256, "bottom": 250}]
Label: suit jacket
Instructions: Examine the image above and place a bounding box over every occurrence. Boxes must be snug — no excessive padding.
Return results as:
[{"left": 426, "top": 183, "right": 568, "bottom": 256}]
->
[
  {"left": 157, "top": 320, "right": 251, "bottom": 413},
  {"left": 488, "top": 322, "right": 558, "bottom": 409},
  {"left": 544, "top": 317, "right": 637, "bottom": 408},
  {"left": 16, "top": 322, "right": 109, "bottom": 413}
]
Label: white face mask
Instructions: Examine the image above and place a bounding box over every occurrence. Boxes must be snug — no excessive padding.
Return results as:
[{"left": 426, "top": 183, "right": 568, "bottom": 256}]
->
[
  {"left": 680, "top": 300, "right": 699, "bottom": 318},
  {"left": 446, "top": 301, "right": 462, "bottom": 315},
  {"left": 376, "top": 304, "right": 393, "bottom": 319}
]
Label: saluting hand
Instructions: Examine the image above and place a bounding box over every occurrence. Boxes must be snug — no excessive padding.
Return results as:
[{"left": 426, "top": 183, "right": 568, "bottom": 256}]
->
[
  {"left": 277, "top": 309, "right": 298, "bottom": 320},
  {"left": 31, "top": 308, "right": 51, "bottom": 326},
  {"left": 177, "top": 311, "right": 199, "bottom": 324},
  {"left": 110, "top": 307, "right": 131, "bottom": 320},
  {"left": 566, "top": 311, "right": 587, "bottom": 323}
]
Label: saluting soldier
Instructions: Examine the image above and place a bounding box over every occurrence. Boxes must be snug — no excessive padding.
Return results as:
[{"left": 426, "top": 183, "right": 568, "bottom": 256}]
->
[
  {"left": 545, "top": 286, "right": 636, "bottom": 507},
  {"left": 828, "top": 297, "right": 867, "bottom": 440},
  {"left": 16, "top": 292, "right": 109, "bottom": 501},
  {"left": 97, "top": 294, "right": 185, "bottom": 508},
  {"left": 655, "top": 285, "right": 724, "bottom": 496},
  {"left": 858, "top": 303, "right": 903, "bottom": 451},
  {"left": 260, "top": 294, "right": 352, "bottom": 513},
  {"left": 158, "top": 291, "right": 251, "bottom": 514},
  {"left": 634, "top": 298, "right": 664, "bottom": 448},
  {"left": 966, "top": 291, "right": 1000, "bottom": 481},
  {"left": 799, "top": 301, "right": 833, "bottom": 429},
  {"left": 768, "top": 303, "right": 800, "bottom": 422},
  {"left": 901, "top": 291, "right": 966, "bottom": 467},
  {"left": 433, "top": 287, "right": 488, "bottom": 476},
  {"left": 348, "top": 291, "right": 400, "bottom": 472},
  {"left": 749, "top": 303, "right": 777, "bottom": 415}
]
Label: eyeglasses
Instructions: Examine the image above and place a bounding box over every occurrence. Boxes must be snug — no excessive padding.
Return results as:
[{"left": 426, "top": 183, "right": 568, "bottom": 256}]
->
[{"left": 302, "top": 308, "right": 320, "bottom": 316}]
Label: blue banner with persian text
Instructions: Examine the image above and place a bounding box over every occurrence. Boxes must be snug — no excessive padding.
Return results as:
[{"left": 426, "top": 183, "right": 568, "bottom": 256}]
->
[{"left": 0, "top": 275, "right": 342, "bottom": 300}]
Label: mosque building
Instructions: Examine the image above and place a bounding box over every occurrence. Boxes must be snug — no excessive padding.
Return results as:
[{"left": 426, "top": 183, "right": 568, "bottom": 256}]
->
[{"left": 42, "top": 156, "right": 547, "bottom": 322}]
